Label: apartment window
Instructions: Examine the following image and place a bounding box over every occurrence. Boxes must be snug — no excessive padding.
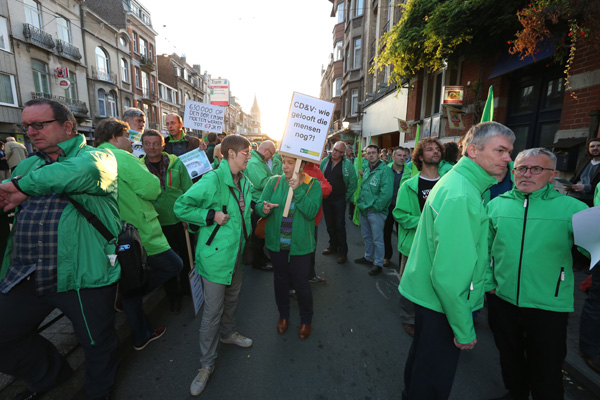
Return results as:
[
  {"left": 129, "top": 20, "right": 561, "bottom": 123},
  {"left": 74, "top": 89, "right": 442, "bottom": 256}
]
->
[
  {"left": 135, "top": 67, "right": 140, "bottom": 88},
  {"left": 95, "top": 47, "right": 110, "bottom": 74},
  {"left": 121, "top": 59, "right": 129, "bottom": 82},
  {"left": 133, "top": 32, "right": 138, "bottom": 52},
  {"left": 56, "top": 16, "right": 71, "bottom": 43},
  {"left": 125, "top": 97, "right": 131, "bottom": 108},
  {"left": 24, "top": 0, "right": 41, "bottom": 29},
  {"left": 141, "top": 71, "right": 149, "bottom": 94},
  {"left": 354, "top": 0, "right": 364, "bottom": 17},
  {"left": 0, "top": 74, "right": 18, "bottom": 106},
  {"left": 334, "top": 41, "right": 343, "bottom": 61},
  {"left": 64, "top": 72, "right": 77, "bottom": 101},
  {"left": 149, "top": 43, "right": 154, "bottom": 59},
  {"left": 351, "top": 89, "right": 359, "bottom": 115},
  {"left": 98, "top": 89, "right": 106, "bottom": 117},
  {"left": 353, "top": 38, "right": 362, "bottom": 69},
  {"left": 139, "top": 37, "right": 147, "bottom": 57},
  {"left": 108, "top": 91, "right": 117, "bottom": 117},
  {"left": 336, "top": 2, "right": 344, "bottom": 23},
  {"left": 183, "top": 68, "right": 188, "bottom": 81},
  {"left": 32, "top": 59, "right": 50, "bottom": 95},
  {"left": 333, "top": 78, "right": 342, "bottom": 97},
  {"left": 0, "top": 17, "right": 9, "bottom": 52}
]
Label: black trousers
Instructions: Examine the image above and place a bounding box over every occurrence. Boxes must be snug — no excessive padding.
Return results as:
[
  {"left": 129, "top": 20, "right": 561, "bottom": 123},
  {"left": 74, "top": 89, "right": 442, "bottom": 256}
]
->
[
  {"left": 322, "top": 197, "right": 348, "bottom": 255},
  {"left": 0, "top": 279, "right": 118, "bottom": 398},
  {"left": 251, "top": 208, "right": 267, "bottom": 266},
  {"left": 162, "top": 222, "right": 192, "bottom": 298},
  {"left": 271, "top": 251, "right": 313, "bottom": 324},
  {"left": 403, "top": 304, "right": 460, "bottom": 400},
  {"left": 383, "top": 209, "right": 397, "bottom": 260},
  {"left": 487, "top": 294, "right": 567, "bottom": 400}
]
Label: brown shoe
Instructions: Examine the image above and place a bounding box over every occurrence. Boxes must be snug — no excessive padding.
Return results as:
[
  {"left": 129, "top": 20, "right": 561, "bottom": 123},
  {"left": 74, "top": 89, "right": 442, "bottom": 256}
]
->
[
  {"left": 403, "top": 323, "right": 415, "bottom": 337},
  {"left": 337, "top": 255, "right": 347, "bottom": 264},
  {"left": 298, "top": 324, "right": 311, "bottom": 339},
  {"left": 277, "top": 319, "right": 288, "bottom": 334},
  {"left": 322, "top": 248, "right": 336, "bottom": 255}
]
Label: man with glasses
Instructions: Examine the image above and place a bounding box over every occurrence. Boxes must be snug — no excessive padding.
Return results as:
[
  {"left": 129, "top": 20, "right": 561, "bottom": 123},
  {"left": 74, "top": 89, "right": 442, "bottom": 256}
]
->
[
  {"left": 320, "top": 141, "right": 357, "bottom": 264},
  {"left": 0, "top": 98, "right": 120, "bottom": 399},
  {"left": 486, "top": 148, "right": 587, "bottom": 400},
  {"left": 244, "top": 140, "right": 276, "bottom": 271}
]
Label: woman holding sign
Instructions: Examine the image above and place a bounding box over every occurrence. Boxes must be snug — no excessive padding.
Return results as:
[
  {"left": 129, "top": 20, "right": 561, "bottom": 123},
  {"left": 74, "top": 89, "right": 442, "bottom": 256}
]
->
[{"left": 256, "top": 155, "right": 322, "bottom": 339}]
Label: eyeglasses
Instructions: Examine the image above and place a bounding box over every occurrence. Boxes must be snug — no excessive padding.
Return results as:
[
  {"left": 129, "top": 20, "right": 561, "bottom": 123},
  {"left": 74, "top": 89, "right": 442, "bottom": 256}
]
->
[
  {"left": 22, "top": 119, "right": 58, "bottom": 130},
  {"left": 513, "top": 166, "right": 554, "bottom": 175},
  {"left": 332, "top": 148, "right": 345, "bottom": 153}
]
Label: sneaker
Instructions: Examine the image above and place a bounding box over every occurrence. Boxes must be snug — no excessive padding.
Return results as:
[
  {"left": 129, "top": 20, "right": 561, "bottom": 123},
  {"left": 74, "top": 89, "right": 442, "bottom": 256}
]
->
[
  {"left": 368, "top": 265, "right": 383, "bottom": 275},
  {"left": 190, "top": 368, "right": 213, "bottom": 396},
  {"left": 220, "top": 332, "right": 253, "bottom": 348},
  {"left": 309, "top": 276, "right": 328, "bottom": 284},
  {"left": 383, "top": 258, "right": 392, "bottom": 268},
  {"left": 134, "top": 326, "right": 166, "bottom": 351},
  {"left": 354, "top": 256, "right": 372, "bottom": 265},
  {"left": 322, "top": 248, "right": 336, "bottom": 255}
]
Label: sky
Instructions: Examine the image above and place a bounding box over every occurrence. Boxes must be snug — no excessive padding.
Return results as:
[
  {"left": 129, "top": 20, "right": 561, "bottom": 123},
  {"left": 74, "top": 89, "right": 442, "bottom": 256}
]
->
[{"left": 141, "top": 0, "right": 336, "bottom": 140}]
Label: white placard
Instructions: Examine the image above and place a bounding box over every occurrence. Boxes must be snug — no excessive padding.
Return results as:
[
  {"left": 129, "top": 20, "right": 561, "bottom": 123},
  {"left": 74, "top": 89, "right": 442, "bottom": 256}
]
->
[
  {"left": 188, "top": 268, "right": 204, "bottom": 316},
  {"left": 128, "top": 130, "right": 145, "bottom": 158},
  {"left": 179, "top": 148, "right": 212, "bottom": 179},
  {"left": 573, "top": 206, "right": 600, "bottom": 269},
  {"left": 279, "top": 92, "right": 335, "bottom": 163},
  {"left": 183, "top": 100, "right": 224, "bottom": 134}
]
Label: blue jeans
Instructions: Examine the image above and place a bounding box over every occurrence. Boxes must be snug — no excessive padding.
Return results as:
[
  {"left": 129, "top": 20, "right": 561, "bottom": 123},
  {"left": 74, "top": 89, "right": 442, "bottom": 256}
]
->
[
  {"left": 580, "top": 264, "right": 600, "bottom": 356},
  {"left": 122, "top": 248, "right": 182, "bottom": 346},
  {"left": 359, "top": 211, "right": 386, "bottom": 267}
]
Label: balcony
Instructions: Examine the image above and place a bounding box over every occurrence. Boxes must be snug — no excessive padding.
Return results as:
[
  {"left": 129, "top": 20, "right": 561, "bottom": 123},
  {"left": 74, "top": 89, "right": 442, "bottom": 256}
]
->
[
  {"left": 23, "top": 23, "right": 55, "bottom": 51},
  {"left": 31, "top": 92, "right": 88, "bottom": 117},
  {"left": 56, "top": 39, "right": 82, "bottom": 61},
  {"left": 141, "top": 88, "right": 157, "bottom": 102},
  {"left": 139, "top": 54, "right": 155, "bottom": 71},
  {"left": 91, "top": 67, "right": 117, "bottom": 84}
]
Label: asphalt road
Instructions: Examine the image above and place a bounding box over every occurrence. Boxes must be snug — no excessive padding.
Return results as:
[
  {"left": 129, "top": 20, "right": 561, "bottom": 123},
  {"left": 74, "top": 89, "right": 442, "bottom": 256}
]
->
[{"left": 112, "top": 222, "right": 597, "bottom": 400}]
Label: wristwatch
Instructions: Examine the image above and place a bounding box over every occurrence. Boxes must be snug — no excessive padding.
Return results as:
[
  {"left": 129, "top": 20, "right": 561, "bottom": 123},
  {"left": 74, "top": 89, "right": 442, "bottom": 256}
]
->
[{"left": 11, "top": 175, "right": 29, "bottom": 196}]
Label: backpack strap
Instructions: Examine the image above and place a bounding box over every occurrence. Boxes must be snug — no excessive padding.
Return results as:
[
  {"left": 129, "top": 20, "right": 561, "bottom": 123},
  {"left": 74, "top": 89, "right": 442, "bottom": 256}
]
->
[{"left": 68, "top": 198, "right": 115, "bottom": 242}]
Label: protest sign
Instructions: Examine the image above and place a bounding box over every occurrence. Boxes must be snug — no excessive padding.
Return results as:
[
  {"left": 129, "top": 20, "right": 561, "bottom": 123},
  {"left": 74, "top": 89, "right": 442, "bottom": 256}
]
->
[
  {"left": 183, "top": 100, "right": 225, "bottom": 134},
  {"left": 179, "top": 148, "right": 212, "bottom": 179},
  {"left": 279, "top": 92, "right": 335, "bottom": 164},
  {"left": 573, "top": 206, "right": 600, "bottom": 270},
  {"left": 128, "top": 130, "right": 145, "bottom": 157}
]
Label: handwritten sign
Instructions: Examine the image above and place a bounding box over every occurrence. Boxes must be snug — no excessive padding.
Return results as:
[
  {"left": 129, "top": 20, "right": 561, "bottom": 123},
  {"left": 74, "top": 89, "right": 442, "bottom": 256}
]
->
[
  {"left": 279, "top": 92, "right": 335, "bottom": 163},
  {"left": 179, "top": 148, "right": 212, "bottom": 179},
  {"left": 183, "top": 101, "right": 224, "bottom": 134}
]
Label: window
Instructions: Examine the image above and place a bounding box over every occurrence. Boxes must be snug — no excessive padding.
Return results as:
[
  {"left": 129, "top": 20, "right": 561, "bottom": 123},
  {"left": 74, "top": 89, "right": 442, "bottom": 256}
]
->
[
  {"left": 135, "top": 67, "right": 140, "bottom": 88},
  {"left": 353, "top": 38, "right": 362, "bottom": 69},
  {"left": 351, "top": 89, "right": 359, "bottom": 115},
  {"left": 125, "top": 97, "right": 131, "bottom": 108},
  {"left": 333, "top": 78, "right": 342, "bottom": 97},
  {"left": 336, "top": 2, "right": 344, "bottom": 23},
  {"left": 133, "top": 32, "right": 138, "bottom": 52},
  {"left": 98, "top": 89, "right": 106, "bottom": 117},
  {"left": 354, "top": 0, "right": 364, "bottom": 17},
  {"left": 95, "top": 47, "right": 110, "bottom": 74},
  {"left": 149, "top": 44, "right": 154, "bottom": 59},
  {"left": 141, "top": 71, "right": 149, "bottom": 95},
  {"left": 0, "top": 74, "right": 18, "bottom": 106},
  {"left": 107, "top": 91, "right": 117, "bottom": 117},
  {"left": 0, "top": 17, "right": 10, "bottom": 51},
  {"left": 121, "top": 59, "right": 129, "bottom": 82},
  {"left": 183, "top": 68, "right": 188, "bottom": 81},
  {"left": 32, "top": 59, "right": 50, "bottom": 95},
  {"left": 334, "top": 41, "right": 343, "bottom": 61},
  {"left": 24, "top": 0, "right": 41, "bottom": 29},
  {"left": 139, "top": 37, "right": 147, "bottom": 57},
  {"left": 64, "top": 72, "right": 77, "bottom": 101},
  {"left": 56, "top": 16, "right": 71, "bottom": 43}
]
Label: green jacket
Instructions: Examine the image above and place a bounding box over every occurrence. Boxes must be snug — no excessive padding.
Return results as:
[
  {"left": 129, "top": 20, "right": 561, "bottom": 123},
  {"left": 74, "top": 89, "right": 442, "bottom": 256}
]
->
[
  {"left": 400, "top": 159, "right": 453, "bottom": 188},
  {"left": 98, "top": 143, "right": 170, "bottom": 256},
  {"left": 211, "top": 158, "right": 220, "bottom": 169},
  {"left": 392, "top": 175, "right": 421, "bottom": 257},
  {"left": 174, "top": 159, "right": 252, "bottom": 285},
  {"left": 256, "top": 174, "right": 322, "bottom": 256},
  {"left": 486, "top": 184, "right": 588, "bottom": 312},
  {"left": 272, "top": 152, "right": 283, "bottom": 175},
  {"left": 399, "top": 156, "right": 498, "bottom": 344},
  {"left": 1, "top": 134, "right": 121, "bottom": 292},
  {"left": 357, "top": 161, "right": 395, "bottom": 214},
  {"left": 319, "top": 155, "right": 358, "bottom": 200},
  {"left": 244, "top": 149, "right": 273, "bottom": 202},
  {"left": 142, "top": 153, "right": 193, "bottom": 226}
]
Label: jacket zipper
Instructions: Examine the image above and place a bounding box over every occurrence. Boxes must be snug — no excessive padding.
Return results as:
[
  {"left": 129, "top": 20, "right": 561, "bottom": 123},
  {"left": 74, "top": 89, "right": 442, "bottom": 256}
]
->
[
  {"left": 555, "top": 267, "right": 564, "bottom": 297},
  {"left": 516, "top": 195, "right": 530, "bottom": 306}
]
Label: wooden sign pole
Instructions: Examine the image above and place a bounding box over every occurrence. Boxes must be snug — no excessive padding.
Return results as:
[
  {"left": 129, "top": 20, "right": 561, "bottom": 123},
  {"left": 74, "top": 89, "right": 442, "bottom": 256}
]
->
[{"left": 282, "top": 158, "right": 302, "bottom": 217}]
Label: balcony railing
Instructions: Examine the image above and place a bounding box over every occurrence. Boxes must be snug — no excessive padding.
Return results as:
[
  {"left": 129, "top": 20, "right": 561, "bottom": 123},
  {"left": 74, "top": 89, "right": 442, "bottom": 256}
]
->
[
  {"left": 139, "top": 54, "right": 155, "bottom": 70},
  {"left": 142, "top": 89, "right": 157, "bottom": 102},
  {"left": 32, "top": 92, "right": 88, "bottom": 116},
  {"left": 56, "top": 39, "right": 82, "bottom": 60},
  {"left": 91, "top": 67, "right": 117, "bottom": 84},
  {"left": 23, "top": 23, "right": 55, "bottom": 50}
]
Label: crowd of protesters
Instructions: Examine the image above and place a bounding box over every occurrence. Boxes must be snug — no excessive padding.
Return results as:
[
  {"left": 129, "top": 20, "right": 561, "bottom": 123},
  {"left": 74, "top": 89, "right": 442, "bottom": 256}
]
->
[{"left": 0, "top": 98, "right": 599, "bottom": 400}]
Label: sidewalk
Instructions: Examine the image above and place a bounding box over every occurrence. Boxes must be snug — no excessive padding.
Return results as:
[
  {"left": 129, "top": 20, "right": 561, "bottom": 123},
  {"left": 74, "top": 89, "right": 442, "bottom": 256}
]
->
[{"left": 565, "top": 269, "right": 600, "bottom": 398}]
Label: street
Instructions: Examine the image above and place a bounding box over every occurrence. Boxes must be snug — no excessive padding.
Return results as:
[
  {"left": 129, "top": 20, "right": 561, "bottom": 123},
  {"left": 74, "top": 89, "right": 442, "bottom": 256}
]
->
[{"left": 111, "top": 222, "right": 597, "bottom": 400}]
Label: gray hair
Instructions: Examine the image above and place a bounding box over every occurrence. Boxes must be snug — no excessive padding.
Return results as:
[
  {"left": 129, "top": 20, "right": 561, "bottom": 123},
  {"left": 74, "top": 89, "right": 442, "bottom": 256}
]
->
[
  {"left": 122, "top": 107, "right": 145, "bottom": 120},
  {"left": 462, "top": 121, "right": 515, "bottom": 156},
  {"left": 515, "top": 147, "right": 557, "bottom": 169}
]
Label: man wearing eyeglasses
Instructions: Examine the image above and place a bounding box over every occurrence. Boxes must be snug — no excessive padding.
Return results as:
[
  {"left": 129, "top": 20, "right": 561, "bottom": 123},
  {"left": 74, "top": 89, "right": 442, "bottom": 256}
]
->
[
  {"left": 486, "top": 148, "right": 588, "bottom": 400},
  {"left": 0, "top": 98, "right": 120, "bottom": 400}
]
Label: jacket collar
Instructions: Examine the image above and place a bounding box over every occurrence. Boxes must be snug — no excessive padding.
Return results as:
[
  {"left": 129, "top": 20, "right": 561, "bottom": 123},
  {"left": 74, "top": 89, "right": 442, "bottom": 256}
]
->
[
  {"left": 56, "top": 133, "right": 87, "bottom": 158},
  {"left": 452, "top": 156, "right": 499, "bottom": 194},
  {"left": 251, "top": 149, "right": 267, "bottom": 163},
  {"left": 509, "top": 183, "right": 559, "bottom": 201}
]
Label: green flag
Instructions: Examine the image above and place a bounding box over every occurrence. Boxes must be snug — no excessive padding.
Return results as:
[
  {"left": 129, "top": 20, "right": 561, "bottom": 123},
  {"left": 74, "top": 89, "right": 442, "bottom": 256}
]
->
[
  {"left": 481, "top": 85, "right": 494, "bottom": 122},
  {"left": 411, "top": 125, "right": 420, "bottom": 178}
]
